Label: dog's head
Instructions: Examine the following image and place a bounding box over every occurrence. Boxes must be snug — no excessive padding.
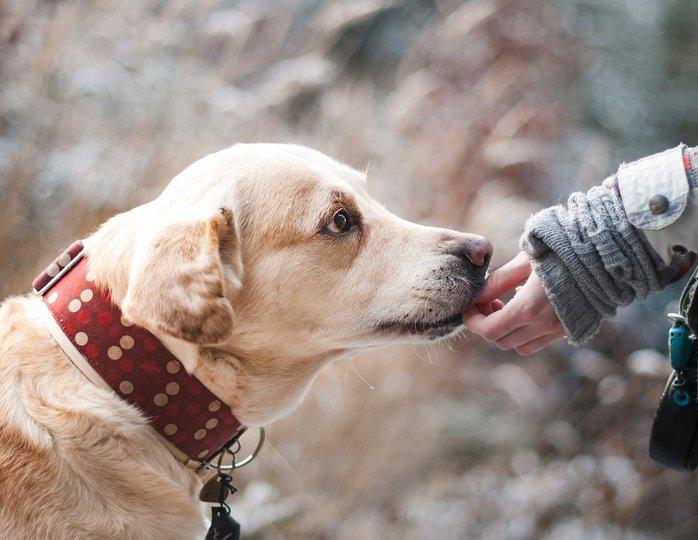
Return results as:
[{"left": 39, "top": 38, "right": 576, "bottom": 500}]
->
[
  {"left": 112, "top": 144, "right": 491, "bottom": 355},
  {"left": 90, "top": 144, "right": 491, "bottom": 421}
]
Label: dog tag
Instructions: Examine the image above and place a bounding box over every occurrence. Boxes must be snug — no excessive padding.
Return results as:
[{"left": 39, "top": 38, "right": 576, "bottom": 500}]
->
[
  {"left": 200, "top": 475, "right": 235, "bottom": 503},
  {"left": 203, "top": 471, "right": 241, "bottom": 540},
  {"left": 206, "top": 507, "right": 240, "bottom": 540}
]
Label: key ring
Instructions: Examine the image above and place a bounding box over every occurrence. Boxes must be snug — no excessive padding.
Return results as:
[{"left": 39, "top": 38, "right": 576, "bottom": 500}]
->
[{"left": 212, "top": 427, "right": 265, "bottom": 472}]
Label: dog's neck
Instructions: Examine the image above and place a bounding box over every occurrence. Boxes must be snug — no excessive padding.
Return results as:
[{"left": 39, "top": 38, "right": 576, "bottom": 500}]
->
[
  {"left": 137, "top": 334, "right": 329, "bottom": 427},
  {"left": 191, "top": 347, "right": 330, "bottom": 426},
  {"left": 85, "top": 208, "right": 334, "bottom": 427}
]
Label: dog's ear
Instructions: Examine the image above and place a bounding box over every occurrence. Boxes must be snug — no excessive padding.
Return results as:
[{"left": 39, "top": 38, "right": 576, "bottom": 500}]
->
[{"left": 122, "top": 208, "right": 242, "bottom": 346}]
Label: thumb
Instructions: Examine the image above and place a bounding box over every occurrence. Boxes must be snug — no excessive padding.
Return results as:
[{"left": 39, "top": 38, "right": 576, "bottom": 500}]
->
[{"left": 476, "top": 251, "right": 532, "bottom": 303}]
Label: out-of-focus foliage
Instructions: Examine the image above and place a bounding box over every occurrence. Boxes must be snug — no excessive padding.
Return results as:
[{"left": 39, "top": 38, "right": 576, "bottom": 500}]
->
[{"left": 1, "top": 1, "right": 698, "bottom": 538}]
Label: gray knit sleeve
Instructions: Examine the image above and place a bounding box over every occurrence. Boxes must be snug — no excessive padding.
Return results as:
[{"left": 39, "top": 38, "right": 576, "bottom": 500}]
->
[{"left": 520, "top": 184, "right": 664, "bottom": 345}]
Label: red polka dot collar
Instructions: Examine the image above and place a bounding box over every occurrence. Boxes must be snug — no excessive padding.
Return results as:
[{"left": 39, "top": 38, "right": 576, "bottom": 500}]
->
[{"left": 33, "top": 241, "right": 245, "bottom": 467}]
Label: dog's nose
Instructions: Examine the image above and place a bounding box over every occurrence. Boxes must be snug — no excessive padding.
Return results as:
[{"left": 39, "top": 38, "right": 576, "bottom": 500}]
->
[{"left": 462, "top": 236, "right": 493, "bottom": 269}]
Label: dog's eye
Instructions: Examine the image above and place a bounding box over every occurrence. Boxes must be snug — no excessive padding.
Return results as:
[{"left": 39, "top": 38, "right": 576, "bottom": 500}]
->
[{"left": 327, "top": 210, "right": 352, "bottom": 234}]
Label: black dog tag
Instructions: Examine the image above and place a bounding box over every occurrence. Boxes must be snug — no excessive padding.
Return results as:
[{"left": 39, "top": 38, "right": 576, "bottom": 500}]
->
[
  {"left": 204, "top": 472, "right": 241, "bottom": 540},
  {"left": 206, "top": 506, "right": 241, "bottom": 540}
]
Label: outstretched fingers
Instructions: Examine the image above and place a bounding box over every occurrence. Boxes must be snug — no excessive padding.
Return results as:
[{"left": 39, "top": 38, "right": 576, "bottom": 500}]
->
[
  {"left": 475, "top": 251, "right": 531, "bottom": 304},
  {"left": 465, "top": 264, "right": 567, "bottom": 355},
  {"left": 464, "top": 301, "right": 526, "bottom": 343}
]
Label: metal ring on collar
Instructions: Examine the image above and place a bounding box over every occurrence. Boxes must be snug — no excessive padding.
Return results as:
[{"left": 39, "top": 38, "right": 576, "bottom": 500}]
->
[{"left": 215, "top": 427, "right": 265, "bottom": 472}]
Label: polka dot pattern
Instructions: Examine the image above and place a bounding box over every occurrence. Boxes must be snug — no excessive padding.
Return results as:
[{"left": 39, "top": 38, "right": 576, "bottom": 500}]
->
[
  {"left": 80, "top": 289, "right": 93, "bottom": 302},
  {"left": 46, "top": 263, "right": 60, "bottom": 278},
  {"left": 32, "top": 241, "right": 85, "bottom": 293},
  {"left": 119, "top": 335, "right": 134, "bottom": 349},
  {"left": 40, "top": 254, "right": 245, "bottom": 463}
]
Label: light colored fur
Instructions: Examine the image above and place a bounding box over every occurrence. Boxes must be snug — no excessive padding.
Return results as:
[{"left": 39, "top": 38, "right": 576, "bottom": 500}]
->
[{"left": 0, "top": 144, "right": 487, "bottom": 538}]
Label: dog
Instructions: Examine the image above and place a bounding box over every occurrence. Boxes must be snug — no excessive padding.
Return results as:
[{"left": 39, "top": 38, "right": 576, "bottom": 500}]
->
[{"left": 0, "top": 144, "right": 491, "bottom": 538}]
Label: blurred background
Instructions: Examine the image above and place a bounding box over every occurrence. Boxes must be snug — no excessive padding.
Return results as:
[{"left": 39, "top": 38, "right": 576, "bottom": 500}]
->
[{"left": 2, "top": 0, "right": 698, "bottom": 538}]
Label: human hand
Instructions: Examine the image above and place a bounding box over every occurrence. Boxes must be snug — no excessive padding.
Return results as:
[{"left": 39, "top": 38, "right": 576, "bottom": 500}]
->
[{"left": 463, "top": 252, "right": 566, "bottom": 355}]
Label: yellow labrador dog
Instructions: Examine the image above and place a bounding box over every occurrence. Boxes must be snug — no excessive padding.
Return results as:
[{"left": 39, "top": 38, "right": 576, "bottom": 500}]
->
[{"left": 0, "top": 144, "right": 491, "bottom": 538}]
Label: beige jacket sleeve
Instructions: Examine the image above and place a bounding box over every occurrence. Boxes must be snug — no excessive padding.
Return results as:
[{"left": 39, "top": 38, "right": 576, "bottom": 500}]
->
[{"left": 614, "top": 145, "right": 698, "bottom": 269}]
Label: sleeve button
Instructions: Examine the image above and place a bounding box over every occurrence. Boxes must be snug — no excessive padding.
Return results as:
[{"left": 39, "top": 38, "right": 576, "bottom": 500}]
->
[{"left": 649, "top": 194, "right": 669, "bottom": 214}]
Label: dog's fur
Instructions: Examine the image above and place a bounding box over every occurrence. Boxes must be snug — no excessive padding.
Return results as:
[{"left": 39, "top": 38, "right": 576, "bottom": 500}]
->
[{"left": 0, "top": 144, "right": 489, "bottom": 538}]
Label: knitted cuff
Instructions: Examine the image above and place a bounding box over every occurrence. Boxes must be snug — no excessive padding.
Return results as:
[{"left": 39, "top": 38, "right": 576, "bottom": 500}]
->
[
  {"left": 520, "top": 183, "right": 664, "bottom": 346},
  {"left": 530, "top": 250, "right": 603, "bottom": 345}
]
